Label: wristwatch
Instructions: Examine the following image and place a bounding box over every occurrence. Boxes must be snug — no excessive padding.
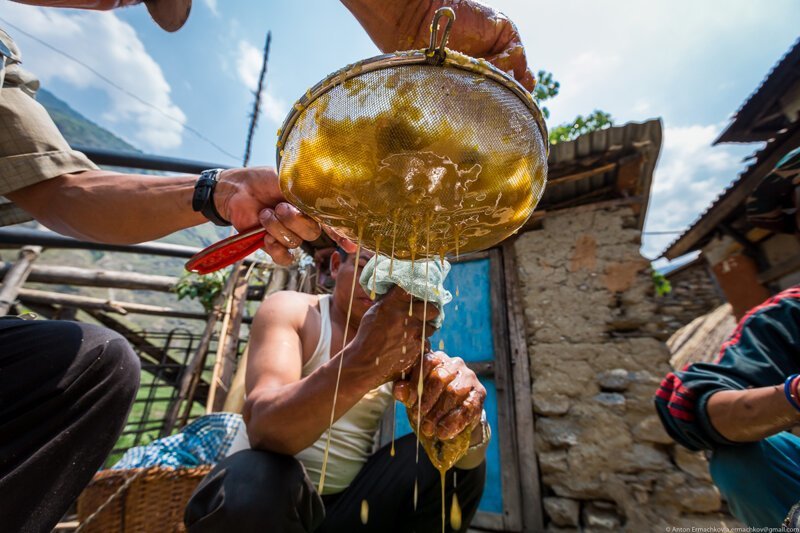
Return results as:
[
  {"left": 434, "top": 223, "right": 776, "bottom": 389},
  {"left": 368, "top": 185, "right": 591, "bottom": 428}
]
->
[{"left": 192, "top": 169, "right": 232, "bottom": 226}]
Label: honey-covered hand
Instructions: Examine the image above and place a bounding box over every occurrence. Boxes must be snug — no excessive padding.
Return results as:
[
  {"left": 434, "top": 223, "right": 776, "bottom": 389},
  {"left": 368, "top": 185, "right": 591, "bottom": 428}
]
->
[{"left": 394, "top": 351, "right": 486, "bottom": 441}]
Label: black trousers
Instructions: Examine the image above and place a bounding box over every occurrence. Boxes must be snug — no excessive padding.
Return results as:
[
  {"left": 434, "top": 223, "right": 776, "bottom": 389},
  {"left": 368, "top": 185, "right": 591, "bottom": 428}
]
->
[
  {"left": 185, "top": 433, "right": 486, "bottom": 533},
  {"left": 0, "top": 319, "right": 140, "bottom": 533}
]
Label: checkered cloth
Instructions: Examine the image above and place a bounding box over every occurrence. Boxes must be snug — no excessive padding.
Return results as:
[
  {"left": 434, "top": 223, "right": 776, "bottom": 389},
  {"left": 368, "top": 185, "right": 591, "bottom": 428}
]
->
[{"left": 112, "top": 413, "right": 245, "bottom": 470}]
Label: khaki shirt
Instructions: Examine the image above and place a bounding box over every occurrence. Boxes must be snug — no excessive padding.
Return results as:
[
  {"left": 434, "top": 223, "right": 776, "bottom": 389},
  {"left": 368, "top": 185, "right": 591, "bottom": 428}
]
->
[{"left": 0, "top": 28, "right": 97, "bottom": 226}]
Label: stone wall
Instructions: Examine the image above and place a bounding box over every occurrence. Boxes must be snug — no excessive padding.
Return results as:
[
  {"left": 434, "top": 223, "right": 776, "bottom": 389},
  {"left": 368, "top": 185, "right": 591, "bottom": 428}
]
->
[
  {"left": 659, "top": 259, "right": 725, "bottom": 335},
  {"left": 513, "top": 205, "right": 737, "bottom": 532}
]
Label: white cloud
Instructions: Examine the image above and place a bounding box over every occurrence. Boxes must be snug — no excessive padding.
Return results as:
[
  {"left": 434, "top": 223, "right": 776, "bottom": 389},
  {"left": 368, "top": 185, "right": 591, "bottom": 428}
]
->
[
  {"left": 641, "top": 123, "right": 746, "bottom": 259},
  {"left": 203, "top": 0, "right": 219, "bottom": 16},
  {"left": 236, "top": 40, "right": 263, "bottom": 90},
  {"left": 3, "top": 3, "right": 185, "bottom": 150},
  {"left": 261, "top": 91, "right": 289, "bottom": 126},
  {"left": 549, "top": 52, "right": 622, "bottom": 119},
  {"left": 235, "top": 40, "right": 289, "bottom": 125}
]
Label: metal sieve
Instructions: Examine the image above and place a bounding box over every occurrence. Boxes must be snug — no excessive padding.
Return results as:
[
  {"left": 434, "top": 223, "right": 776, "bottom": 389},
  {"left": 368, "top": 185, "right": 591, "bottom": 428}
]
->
[{"left": 186, "top": 8, "right": 548, "bottom": 273}]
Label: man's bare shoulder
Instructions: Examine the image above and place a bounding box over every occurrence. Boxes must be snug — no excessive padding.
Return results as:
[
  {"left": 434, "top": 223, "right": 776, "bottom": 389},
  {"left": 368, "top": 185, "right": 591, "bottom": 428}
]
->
[{"left": 255, "top": 290, "right": 321, "bottom": 325}]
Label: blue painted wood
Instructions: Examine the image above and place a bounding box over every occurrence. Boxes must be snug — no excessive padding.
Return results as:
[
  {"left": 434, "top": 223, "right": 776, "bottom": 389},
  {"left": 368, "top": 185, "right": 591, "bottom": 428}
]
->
[
  {"left": 392, "top": 378, "right": 502, "bottom": 514},
  {"left": 394, "top": 258, "right": 503, "bottom": 515},
  {"left": 430, "top": 258, "right": 494, "bottom": 363}
]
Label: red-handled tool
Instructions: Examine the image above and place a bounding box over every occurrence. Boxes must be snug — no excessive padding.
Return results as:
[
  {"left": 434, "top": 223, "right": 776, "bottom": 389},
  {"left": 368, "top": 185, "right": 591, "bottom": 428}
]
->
[{"left": 185, "top": 227, "right": 267, "bottom": 274}]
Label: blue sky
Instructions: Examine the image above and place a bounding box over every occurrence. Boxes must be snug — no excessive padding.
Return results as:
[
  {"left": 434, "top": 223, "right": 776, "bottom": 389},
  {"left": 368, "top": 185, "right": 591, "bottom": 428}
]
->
[{"left": 2, "top": 1, "right": 799, "bottom": 261}]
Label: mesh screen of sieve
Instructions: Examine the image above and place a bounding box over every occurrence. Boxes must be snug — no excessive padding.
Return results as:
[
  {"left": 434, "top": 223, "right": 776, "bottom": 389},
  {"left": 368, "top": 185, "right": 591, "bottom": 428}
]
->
[{"left": 278, "top": 60, "right": 548, "bottom": 259}]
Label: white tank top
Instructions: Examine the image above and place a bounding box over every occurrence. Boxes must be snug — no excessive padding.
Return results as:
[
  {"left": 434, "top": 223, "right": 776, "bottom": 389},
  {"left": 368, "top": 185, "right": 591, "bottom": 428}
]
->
[{"left": 294, "top": 294, "right": 393, "bottom": 494}]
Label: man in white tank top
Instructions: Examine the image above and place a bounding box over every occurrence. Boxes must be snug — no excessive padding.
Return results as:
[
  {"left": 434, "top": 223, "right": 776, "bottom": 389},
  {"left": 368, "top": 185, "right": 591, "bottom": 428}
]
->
[{"left": 186, "top": 248, "right": 490, "bottom": 532}]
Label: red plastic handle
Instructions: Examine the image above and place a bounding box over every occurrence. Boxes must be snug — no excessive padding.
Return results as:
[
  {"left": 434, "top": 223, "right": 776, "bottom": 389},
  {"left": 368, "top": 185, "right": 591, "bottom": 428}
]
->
[{"left": 185, "top": 228, "right": 266, "bottom": 274}]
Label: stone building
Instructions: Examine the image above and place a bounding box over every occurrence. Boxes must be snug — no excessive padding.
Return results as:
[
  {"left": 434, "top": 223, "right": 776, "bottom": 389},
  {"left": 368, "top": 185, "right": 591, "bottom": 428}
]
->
[{"left": 505, "top": 119, "right": 734, "bottom": 531}]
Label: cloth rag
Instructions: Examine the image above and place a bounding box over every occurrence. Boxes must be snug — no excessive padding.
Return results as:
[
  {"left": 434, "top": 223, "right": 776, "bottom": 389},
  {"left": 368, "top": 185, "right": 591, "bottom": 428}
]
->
[
  {"left": 359, "top": 255, "right": 451, "bottom": 328},
  {"left": 112, "top": 412, "right": 247, "bottom": 469}
]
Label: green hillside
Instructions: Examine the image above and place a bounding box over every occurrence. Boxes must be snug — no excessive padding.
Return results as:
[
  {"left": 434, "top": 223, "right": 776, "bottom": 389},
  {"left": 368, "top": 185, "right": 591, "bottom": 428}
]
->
[{"left": 36, "top": 88, "right": 140, "bottom": 152}]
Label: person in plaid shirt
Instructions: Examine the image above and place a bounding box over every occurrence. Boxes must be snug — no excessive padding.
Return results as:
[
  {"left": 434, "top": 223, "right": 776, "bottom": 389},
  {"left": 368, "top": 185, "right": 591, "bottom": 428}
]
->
[{"left": 655, "top": 147, "right": 800, "bottom": 527}]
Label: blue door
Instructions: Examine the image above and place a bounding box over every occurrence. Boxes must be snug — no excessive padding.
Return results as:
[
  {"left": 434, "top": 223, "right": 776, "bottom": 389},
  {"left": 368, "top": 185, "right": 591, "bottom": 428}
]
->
[{"left": 390, "top": 253, "right": 522, "bottom": 530}]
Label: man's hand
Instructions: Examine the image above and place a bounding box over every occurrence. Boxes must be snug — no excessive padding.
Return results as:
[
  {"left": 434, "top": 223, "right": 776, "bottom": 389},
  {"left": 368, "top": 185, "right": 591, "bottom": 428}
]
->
[
  {"left": 394, "top": 350, "right": 486, "bottom": 441},
  {"left": 347, "top": 287, "right": 439, "bottom": 388},
  {"left": 343, "top": 0, "right": 535, "bottom": 92},
  {"left": 215, "top": 167, "right": 356, "bottom": 265}
]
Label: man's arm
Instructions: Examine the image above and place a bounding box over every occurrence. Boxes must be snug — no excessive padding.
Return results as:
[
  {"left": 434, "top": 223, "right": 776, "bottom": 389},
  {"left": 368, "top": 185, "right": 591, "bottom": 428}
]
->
[
  {"left": 342, "top": 0, "right": 535, "bottom": 91},
  {"left": 5, "top": 167, "right": 322, "bottom": 264},
  {"left": 655, "top": 287, "right": 800, "bottom": 450},
  {"left": 706, "top": 385, "right": 800, "bottom": 443},
  {"left": 244, "top": 288, "right": 436, "bottom": 455}
]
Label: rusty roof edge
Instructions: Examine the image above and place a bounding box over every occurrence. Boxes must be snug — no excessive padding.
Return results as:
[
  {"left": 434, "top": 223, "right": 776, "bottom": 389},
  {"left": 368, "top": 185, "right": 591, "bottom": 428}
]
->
[
  {"left": 636, "top": 119, "right": 664, "bottom": 232},
  {"left": 714, "top": 37, "right": 800, "bottom": 145},
  {"left": 662, "top": 121, "right": 800, "bottom": 260}
]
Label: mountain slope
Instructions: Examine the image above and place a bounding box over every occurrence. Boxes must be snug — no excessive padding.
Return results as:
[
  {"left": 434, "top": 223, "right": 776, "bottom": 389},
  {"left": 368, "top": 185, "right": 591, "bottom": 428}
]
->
[{"left": 36, "top": 88, "right": 140, "bottom": 152}]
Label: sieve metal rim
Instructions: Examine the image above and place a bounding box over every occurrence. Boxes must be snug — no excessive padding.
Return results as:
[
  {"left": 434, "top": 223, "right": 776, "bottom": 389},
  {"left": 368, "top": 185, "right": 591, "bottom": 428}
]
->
[{"left": 274, "top": 48, "right": 549, "bottom": 169}]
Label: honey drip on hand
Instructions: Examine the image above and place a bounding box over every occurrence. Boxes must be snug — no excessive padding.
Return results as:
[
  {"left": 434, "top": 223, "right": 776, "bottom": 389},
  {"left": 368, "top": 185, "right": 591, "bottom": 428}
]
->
[
  {"left": 416, "top": 227, "right": 431, "bottom": 465},
  {"left": 370, "top": 236, "right": 381, "bottom": 300},
  {"left": 407, "top": 412, "right": 471, "bottom": 533},
  {"left": 408, "top": 252, "right": 416, "bottom": 317},
  {"left": 318, "top": 228, "right": 362, "bottom": 494},
  {"left": 389, "top": 215, "right": 397, "bottom": 277},
  {"left": 441, "top": 471, "right": 446, "bottom": 533},
  {"left": 390, "top": 399, "right": 397, "bottom": 457}
]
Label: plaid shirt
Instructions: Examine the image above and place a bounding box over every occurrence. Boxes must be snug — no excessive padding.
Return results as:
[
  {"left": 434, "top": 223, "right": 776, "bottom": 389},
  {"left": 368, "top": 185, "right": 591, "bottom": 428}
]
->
[
  {"left": 0, "top": 28, "right": 97, "bottom": 227},
  {"left": 655, "top": 287, "right": 800, "bottom": 451}
]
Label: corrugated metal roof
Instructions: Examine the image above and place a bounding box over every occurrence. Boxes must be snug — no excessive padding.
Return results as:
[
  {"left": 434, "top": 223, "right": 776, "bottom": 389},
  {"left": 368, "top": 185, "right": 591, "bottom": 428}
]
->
[
  {"left": 540, "top": 119, "right": 663, "bottom": 228},
  {"left": 548, "top": 118, "right": 662, "bottom": 166},
  {"left": 715, "top": 37, "right": 800, "bottom": 145}
]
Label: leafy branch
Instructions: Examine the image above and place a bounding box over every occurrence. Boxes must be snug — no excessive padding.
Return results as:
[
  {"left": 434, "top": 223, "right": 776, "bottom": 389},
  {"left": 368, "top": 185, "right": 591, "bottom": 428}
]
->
[
  {"left": 173, "top": 271, "right": 227, "bottom": 313},
  {"left": 532, "top": 70, "right": 614, "bottom": 144},
  {"left": 549, "top": 110, "right": 614, "bottom": 144},
  {"left": 651, "top": 270, "right": 672, "bottom": 297}
]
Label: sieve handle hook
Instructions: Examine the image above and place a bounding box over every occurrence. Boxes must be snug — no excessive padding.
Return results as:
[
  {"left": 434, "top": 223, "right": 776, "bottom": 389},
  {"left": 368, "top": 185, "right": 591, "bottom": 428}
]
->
[{"left": 426, "top": 7, "right": 455, "bottom": 65}]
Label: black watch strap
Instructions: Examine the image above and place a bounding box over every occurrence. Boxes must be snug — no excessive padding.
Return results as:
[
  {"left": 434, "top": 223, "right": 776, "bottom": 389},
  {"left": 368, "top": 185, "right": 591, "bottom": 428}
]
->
[{"left": 193, "top": 169, "right": 232, "bottom": 226}]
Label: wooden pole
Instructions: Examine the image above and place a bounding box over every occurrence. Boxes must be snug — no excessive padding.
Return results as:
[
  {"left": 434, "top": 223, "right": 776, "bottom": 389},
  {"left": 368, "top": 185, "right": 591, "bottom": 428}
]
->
[
  {"left": 13, "top": 287, "right": 230, "bottom": 321},
  {"left": 0, "top": 245, "right": 42, "bottom": 315},
  {"left": 161, "top": 290, "right": 226, "bottom": 436},
  {"left": 0, "top": 262, "right": 266, "bottom": 300},
  {"left": 173, "top": 265, "right": 246, "bottom": 429},
  {"left": 204, "top": 266, "right": 238, "bottom": 413},
  {"left": 0, "top": 263, "right": 176, "bottom": 291},
  {"left": 206, "top": 262, "right": 251, "bottom": 412}
]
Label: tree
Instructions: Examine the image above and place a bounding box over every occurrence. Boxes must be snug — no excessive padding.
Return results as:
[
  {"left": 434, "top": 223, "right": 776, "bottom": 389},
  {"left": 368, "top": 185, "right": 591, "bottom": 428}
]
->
[
  {"left": 532, "top": 70, "right": 613, "bottom": 144},
  {"left": 532, "top": 70, "right": 560, "bottom": 120},
  {"left": 548, "top": 110, "right": 613, "bottom": 144}
]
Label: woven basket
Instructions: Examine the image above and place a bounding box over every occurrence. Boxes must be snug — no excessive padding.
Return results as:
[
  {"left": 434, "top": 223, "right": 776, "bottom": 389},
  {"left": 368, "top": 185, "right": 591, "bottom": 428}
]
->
[{"left": 76, "top": 466, "right": 212, "bottom": 533}]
